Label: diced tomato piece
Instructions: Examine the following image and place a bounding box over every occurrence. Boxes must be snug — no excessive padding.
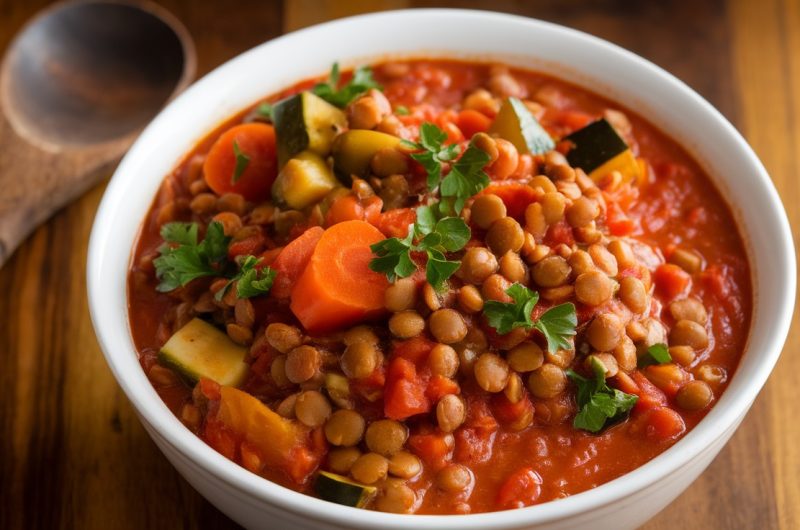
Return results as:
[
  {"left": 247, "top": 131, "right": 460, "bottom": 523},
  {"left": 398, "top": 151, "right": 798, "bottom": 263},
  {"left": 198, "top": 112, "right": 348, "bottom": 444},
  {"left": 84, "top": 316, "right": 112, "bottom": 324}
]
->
[
  {"left": 363, "top": 195, "right": 383, "bottom": 225},
  {"left": 606, "top": 201, "right": 636, "bottom": 236},
  {"left": 425, "top": 374, "right": 460, "bottom": 402},
  {"left": 480, "top": 182, "right": 538, "bottom": 221},
  {"left": 456, "top": 109, "right": 492, "bottom": 138},
  {"left": 491, "top": 392, "right": 534, "bottom": 427},
  {"left": 653, "top": 263, "right": 691, "bottom": 300},
  {"left": 496, "top": 467, "right": 543, "bottom": 510},
  {"left": 544, "top": 220, "right": 575, "bottom": 246},
  {"left": 374, "top": 207, "right": 416, "bottom": 239},
  {"left": 392, "top": 336, "right": 436, "bottom": 364},
  {"left": 408, "top": 432, "right": 453, "bottom": 470},
  {"left": 384, "top": 357, "right": 430, "bottom": 420},
  {"left": 455, "top": 400, "right": 498, "bottom": 464},
  {"left": 227, "top": 232, "right": 266, "bottom": 259},
  {"left": 636, "top": 407, "right": 686, "bottom": 442},
  {"left": 628, "top": 371, "right": 668, "bottom": 413}
]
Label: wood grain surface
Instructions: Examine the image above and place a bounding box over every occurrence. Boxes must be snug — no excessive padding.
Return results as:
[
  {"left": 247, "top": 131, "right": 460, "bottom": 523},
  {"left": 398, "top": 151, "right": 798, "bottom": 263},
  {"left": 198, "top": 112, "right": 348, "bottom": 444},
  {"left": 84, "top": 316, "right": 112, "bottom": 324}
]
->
[{"left": 0, "top": 0, "right": 797, "bottom": 528}]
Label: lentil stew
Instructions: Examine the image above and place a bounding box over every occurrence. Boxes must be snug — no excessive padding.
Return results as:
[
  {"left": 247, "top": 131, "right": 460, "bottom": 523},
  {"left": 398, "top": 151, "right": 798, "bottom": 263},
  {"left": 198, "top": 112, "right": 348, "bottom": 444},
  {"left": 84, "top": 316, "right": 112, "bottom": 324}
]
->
[{"left": 128, "top": 59, "right": 751, "bottom": 515}]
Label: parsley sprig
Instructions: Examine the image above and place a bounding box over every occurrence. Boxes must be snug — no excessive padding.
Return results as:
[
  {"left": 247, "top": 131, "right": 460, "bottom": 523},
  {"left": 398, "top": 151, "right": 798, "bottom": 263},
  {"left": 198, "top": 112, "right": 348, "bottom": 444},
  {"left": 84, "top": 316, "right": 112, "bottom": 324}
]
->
[
  {"left": 312, "top": 62, "right": 382, "bottom": 108},
  {"left": 153, "top": 222, "right": 231, "bottom": 292},
  {"left": 214, "top": 255, "right": 277, "bottom": 301},
  {"left": 403, "top": 122, "right": 491, "bottom": 215},
  {"left": 403, "top": 122, "right": 460, "bottom": 189},
  {"left": 369, "top": 205, "right": 470, "bottom": 290},
  {"left": 153, "top": 221, "right": 275, "bottom": 301},
  {"left": 482, "top": 283, "right": 577, "bottom": 352},
  {"left": 402, "top": 122, "right": 491, "bottom": 214},
  {"left": 638, "top": 343, "right": 672, "bottom": 368},
  {"left": 231, "top": 139, "right": 250, "bottom": 184},
  {"left": 567, "top": 357, "right": 638, "bottom": 433}
]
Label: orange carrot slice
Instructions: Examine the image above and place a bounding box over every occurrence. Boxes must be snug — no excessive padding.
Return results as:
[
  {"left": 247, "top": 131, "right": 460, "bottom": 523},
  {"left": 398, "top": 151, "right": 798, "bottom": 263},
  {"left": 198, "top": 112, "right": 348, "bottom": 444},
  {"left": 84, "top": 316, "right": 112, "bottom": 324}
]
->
[
  {"left": 290, "top": 220, "right": 389, "bottom": 333},
  {"left": 270, "top": 226, "right": 324, "bottom": 299}
]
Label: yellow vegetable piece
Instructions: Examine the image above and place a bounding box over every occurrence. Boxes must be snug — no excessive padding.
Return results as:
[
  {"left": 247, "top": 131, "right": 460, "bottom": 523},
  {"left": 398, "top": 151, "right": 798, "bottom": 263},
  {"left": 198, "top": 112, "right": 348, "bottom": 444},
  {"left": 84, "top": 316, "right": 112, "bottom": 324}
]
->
[
  {"left": 587, "top": 149, "right": 642, "bottom": 186},
  {"left": 218, "top": 386, "right": 307, "bottom": 467},
  {"left": 332, "top": 129, "right": 401, "bottom": 181},
  {"left": 272, "top": 150, "right": 340, "bottom": 209},
  {"left": 159, "top": 318, "right": 248, "bottom": 387}
]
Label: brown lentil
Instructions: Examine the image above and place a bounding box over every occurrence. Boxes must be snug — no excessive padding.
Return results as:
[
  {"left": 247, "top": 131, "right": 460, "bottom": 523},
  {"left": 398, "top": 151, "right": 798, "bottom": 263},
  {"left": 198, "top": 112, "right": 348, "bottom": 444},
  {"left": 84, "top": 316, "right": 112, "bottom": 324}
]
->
[
  {"left": 532, "top": 255, "right": 571, "bottom": 287},
  {"left": 295, "top": 390, "right": 331, "bottom": 428},
  {"left": 486, "top": 217, "right": 525, "bottom": 255},
  {"left": 471, "top": 194, "right": 507, "bottom": 230},
  {"left": 265, "top": 323, "right": 303, "bottom": 354},
  {"left": 458, "top": 247, "right": 499, "bottom": 284},
  {"left": 574, "top": 270, "right": 614, "bottom": 306},
  {"left": 385, "top": 277, "right": 418, "bottom": 312},
  {"left": 457, "top": 285, "right": 484, "bottom": 313},
  {"left": 429, "top": 309, "right": 468, "bottom": 344},
  {"left": 507, "top": 342, "right": 544, "bottom": 372},
  {"left": 285, "top": 345, "right": 321, "bottom": 384},
  {"left": 365, "top": 420, "right": 408, "bottom": 456},
  {"left": 528, "top": 363, "right": 567, "bottom": 399},
  {"left": 341, "top": 341, "right": 379, "bottom": 379},
  {"left": 388, "top": 451, "right": 422, "bottom": 479},
  {"left": 389, "top": 310, "right": 426, "bottom": 338},
  {"left": 324, "top": 409, "right": 366, "bottom": 446},
  {"left": 350, "top": 452, "right": 389, "bottom": 484},
  {"left": 669, "top": 319, "right": 710, "bottom": 349},
  {"left": 676, "top": 380, "right": 714, "bottom": 410},
  {"left": 436, "top": 394, "right": 467, "bottom": 433}
]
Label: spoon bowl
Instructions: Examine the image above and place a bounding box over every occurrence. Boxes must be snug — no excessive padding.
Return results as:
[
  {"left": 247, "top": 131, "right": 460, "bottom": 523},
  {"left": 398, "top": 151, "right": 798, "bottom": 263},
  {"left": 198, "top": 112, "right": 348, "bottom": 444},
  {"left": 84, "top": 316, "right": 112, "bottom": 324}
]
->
[{"left": 0, "top": 0, "right": 195, "bottom": 265}]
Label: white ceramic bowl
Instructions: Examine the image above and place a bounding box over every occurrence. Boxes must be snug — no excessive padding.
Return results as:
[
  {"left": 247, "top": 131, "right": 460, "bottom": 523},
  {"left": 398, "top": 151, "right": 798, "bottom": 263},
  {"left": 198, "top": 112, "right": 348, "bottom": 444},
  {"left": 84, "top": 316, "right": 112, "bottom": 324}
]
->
[{"left": 87, "top": 9, "right": 795, "bottom": 530}]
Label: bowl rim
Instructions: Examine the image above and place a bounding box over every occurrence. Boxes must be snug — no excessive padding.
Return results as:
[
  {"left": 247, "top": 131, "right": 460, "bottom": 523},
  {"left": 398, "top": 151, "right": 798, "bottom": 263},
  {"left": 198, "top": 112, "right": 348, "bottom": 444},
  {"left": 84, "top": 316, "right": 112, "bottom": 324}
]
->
[{"left": 87, "top": 8, "right": 796, "bottom": 528}]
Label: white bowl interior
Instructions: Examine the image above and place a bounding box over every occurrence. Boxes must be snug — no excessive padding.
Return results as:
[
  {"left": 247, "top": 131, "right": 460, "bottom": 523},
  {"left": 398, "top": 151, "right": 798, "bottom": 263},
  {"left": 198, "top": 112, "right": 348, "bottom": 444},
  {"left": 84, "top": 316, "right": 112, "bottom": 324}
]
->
[{"left": 87, "top": 9, "right": 796, "bottom": 529}]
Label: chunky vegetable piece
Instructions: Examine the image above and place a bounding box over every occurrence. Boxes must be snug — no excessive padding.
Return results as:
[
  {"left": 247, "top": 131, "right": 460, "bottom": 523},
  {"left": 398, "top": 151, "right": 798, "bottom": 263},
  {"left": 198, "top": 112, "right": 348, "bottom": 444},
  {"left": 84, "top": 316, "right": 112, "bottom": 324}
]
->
[
  {"left": 564, "top": 118, "right": 641, "bottom": 184},
  {"left": 272, "top": 91, "right": 347, "bottom": 166},
  {"left": 290, "top": 220, "right": 390, "bottom": 333},
  {"left": 130, "top": 59, "right": 751, "bottom": 516},
  {"left": 203, "top": 123, "right": 278, "bottom": 201},
  {"left": 160, "top": 318, "right": 249, "bottom": 386},
  {"left": 489, "top": 97, "right": 554, "bottom": 154}
]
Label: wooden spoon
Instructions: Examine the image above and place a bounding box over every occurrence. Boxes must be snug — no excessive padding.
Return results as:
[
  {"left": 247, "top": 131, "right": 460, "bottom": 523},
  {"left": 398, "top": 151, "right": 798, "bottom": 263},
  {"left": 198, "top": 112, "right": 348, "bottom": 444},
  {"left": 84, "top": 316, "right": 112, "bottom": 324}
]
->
[{"left": 0, "top": 0, "right": 196, "bottom": 267}]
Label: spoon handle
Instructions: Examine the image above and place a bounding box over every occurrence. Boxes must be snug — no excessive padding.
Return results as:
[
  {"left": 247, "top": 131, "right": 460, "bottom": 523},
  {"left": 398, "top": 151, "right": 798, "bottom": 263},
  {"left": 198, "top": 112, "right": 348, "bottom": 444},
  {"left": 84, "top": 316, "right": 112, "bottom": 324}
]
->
[{"left": 0, "top": 116, "right": 121, "bottom": 267}]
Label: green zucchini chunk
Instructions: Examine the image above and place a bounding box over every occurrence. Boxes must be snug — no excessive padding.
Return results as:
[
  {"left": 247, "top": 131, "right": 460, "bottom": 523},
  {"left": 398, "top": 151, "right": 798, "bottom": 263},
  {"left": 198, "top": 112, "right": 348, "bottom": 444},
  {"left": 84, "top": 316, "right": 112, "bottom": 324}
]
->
[
  {"left": 489, "top": 97, "right": 554, "bottom": 155},
  {"left": 159, "top": 318, "right": 249, "bottom": 387},
  {"left": 564, "top": 118, "right": 629, "bottom": 173},
  {"left": 315, "top": 471, "right": 377, "bottom": 508},
  {"left": 273, "top": 91, "right": 347, "bottom": 166}
]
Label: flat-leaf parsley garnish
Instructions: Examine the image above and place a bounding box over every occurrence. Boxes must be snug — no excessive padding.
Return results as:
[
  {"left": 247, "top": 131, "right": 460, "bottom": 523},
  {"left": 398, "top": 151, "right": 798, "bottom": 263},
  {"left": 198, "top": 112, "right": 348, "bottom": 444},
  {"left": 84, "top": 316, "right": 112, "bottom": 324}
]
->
[
  {"left": 482, "top": 283, "right": 577, "bottom": 352},
  {"left": 567, "top": 357, "right": 638, "bottom": 433},
  {"left": 312, "top": 62, "right": 382, "bottom": 108},
  {"left": 153, "top": 221, "right": 230, "bottom": 292},
  {"left": 231, "top": 139, "right": 251, "bottom": 184},
  {"left": 369, "top": 205, "right": 470, "bottom": 290}
]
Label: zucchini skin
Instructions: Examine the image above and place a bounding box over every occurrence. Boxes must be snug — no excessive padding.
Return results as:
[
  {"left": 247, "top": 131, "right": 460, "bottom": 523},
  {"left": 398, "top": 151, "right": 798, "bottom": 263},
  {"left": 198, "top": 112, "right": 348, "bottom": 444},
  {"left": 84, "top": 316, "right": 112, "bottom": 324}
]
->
[
  {"left": 315, "top": 471, "right": 377, "bottom": 508},
  {"left": 273, "top": 94, "right": 309, "bottom": 166},
  {"left": 564, "top": 118, "right": 629, "bottom": 173}
]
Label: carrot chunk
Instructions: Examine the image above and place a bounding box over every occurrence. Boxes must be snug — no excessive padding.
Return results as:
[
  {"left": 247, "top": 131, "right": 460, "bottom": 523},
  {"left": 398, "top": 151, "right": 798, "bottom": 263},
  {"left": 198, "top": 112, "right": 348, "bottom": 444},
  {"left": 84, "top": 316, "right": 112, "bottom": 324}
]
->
[
  {"left": 290, "top": 220, "right": 389, "bottom": 333},
  {"left": 270, "top": 226, "right": 324, "bottom": 299}
]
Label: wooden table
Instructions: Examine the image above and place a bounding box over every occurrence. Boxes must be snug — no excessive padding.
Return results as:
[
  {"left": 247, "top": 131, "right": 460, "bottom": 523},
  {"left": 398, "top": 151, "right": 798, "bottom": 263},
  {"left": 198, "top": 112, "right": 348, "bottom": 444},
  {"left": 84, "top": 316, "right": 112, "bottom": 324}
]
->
[{"left": 1, "top": 0, "right": 797, "bottom": 528}]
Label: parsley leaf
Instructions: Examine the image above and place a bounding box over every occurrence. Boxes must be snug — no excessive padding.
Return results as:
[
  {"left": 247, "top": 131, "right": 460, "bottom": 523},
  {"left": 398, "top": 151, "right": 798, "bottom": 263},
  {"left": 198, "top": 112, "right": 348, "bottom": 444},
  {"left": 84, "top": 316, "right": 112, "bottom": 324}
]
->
[
  {"left": 153, "top": 221, "right": 230, "bottom": 292},
  {"left": 231, "top": 139, "right": 250, "bottom": 184},
  {"left": 534, "top": 303, "right": 578, "bottom": 353},
  {"left": 567, "top": 358, "right": 638, "bottom": 433},
  {"left": 395, "top": 105, "right": 410, "bottom": 116},
  {"left": 440, "top": 143, "right": 491, "bottom": 213},
  {"left": 404, "top": 122, "right": 461, "bottom": 190},
  {"left": 368, "top": 230, "right": 416, "bottom": 282},
  {"left": 214, "top": 255, "right": 276, "bottom": 301},
  {"left": 483, "top": 283, "right": 539, "bottom": 335},
  {"left": 369, "top": 205, "right": 470, "bottom": 290},
  {"left": 638, "top": 342, "right": 672, "bottom": 368},
  {"left": 312, "top": 63, "right": 382, "bottom": 108}
]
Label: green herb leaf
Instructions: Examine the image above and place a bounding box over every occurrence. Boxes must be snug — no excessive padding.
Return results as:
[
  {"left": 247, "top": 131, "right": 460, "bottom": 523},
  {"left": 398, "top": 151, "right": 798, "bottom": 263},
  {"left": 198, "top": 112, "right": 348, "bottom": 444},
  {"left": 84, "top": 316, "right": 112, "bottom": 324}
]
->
[
  {"left": 368, "top": 230, "right": 416, "bottom": 282},
  {"left": 369, "top": 209, "right": 470, "bottom": 290},
  {"left": 213, "top": 255, "right": 277, "bottom": 301},
  {"left": 231, "top": 139, "right": 251, "bottom": 184},
  {"left": 483, "top": 283, "right": 539, "bottom": 335},
  {"left": 639, "top": 342, "right": 672, "bottom": 368},
  {"left": 256, "top": 102, "right": 273, "bottom": 120},
  {"left": 406, "top": 122, "right": 461, "bottom": 190},
  {"left": 312, "top": 63, "right": 382, "bottom": 108},
  {"left": 425, "top": 249, "right": 461, "bottom": 291},
  {"left": 395, "top": 105, "right": 410, "bottom": 116},
  {"left": 153, "top": 221, "right": 230, "bottom": 292},
  {"left": 534, "top": 302, "right": 577, "bottom": 353},
  {"left": 235, "top": 256, "right": 277, "bottom": 298},
  {"left": 567, "top": 359, "right": 638, "bottom": 433},
  {"left": 439, "top": 143, "right": 491, "bottom": 213}
]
